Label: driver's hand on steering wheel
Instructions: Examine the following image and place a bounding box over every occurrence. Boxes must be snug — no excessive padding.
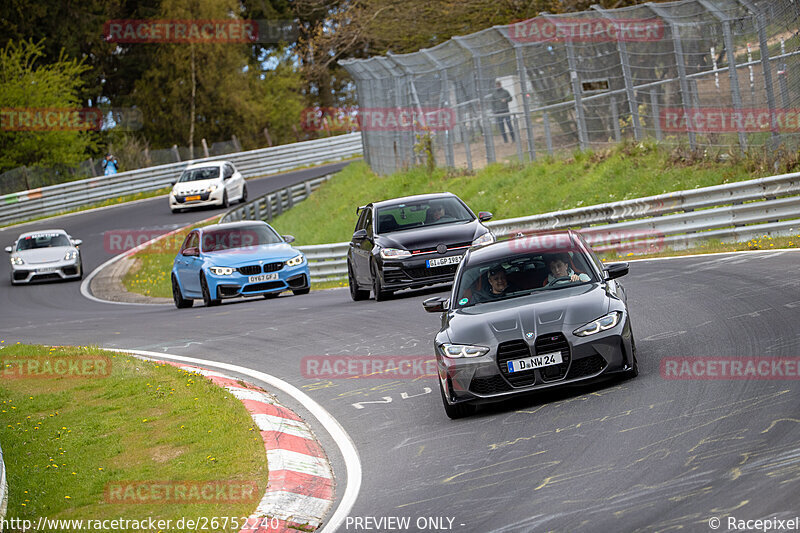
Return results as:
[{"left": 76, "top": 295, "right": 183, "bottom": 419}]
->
[{"left": 570, "top": 274, "right": 580, "bottom": 281}]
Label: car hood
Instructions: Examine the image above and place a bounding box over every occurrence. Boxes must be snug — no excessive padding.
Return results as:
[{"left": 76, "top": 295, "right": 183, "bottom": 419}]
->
[
  {"left": 376, "top": 219, "right": 485, "bottom": 251},
  {"left": 202, "top": 243, "right": 300, "bottom": 266},
  {"left": 173, "top": 179, "right": 221, "bottom": 195},
  {"left": 15, "top": 246, "right": 74, "bottom": 264},
  {"left": 445, "top": 284, "right": 611, "bottom": 345}
]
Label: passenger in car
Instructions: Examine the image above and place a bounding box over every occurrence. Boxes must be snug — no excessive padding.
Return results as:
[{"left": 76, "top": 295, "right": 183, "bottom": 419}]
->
[
  {"left": 474, "top": 265, "right": 519, "bottom": 302},
  {"left": 543, "top": 253, "right": 590, "bottom": 285}
]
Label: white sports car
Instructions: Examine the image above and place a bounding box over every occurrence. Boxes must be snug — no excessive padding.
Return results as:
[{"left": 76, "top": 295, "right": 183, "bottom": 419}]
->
[
  {"left": 169, "top": 161, "right": 247, "bottom": 213},
  {"left": 5, "top": 229, "right": 83, "bottom": 284}
]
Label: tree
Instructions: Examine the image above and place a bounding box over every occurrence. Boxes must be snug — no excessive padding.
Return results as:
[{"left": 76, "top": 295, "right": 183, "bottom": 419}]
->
[{"left": 0, "top": 40, "right": 96, "bottom": 172}]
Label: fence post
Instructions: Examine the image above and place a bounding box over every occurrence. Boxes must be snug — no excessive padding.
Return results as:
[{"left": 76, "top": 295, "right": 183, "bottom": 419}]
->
[
  {"left": 461, "top": 123, "right": 473, "bottom": 171},
  {"left": 591, "top": 5, "right": 643, "bottom": 141},
  {"left": 542, "top": 111, "right": 554, "bottom": 155},
  {"left": 201, "top": 138, "right": 210, "bottom": 158},
  {"left": 564, "top": 40, "right": 589, "bottom": 150},
  {"left": 697, "top": 0, "right": 747, "bottom": 153},
  {"left": 171, "top": 145, "right": 181, "bottom": 162},
  {"left": 650, "top": 87, "right": 663, "bottom": 141},
  {"left": 647, "top": 3, "right": 697, "bottom": 150},
  {"left": 421, "top": 50, "right": 456, "bottom": 168},
  {"left": 738, "top": 0, "right": 781, "bottom": 148},
  {"left": 610, "top": 97, "right": 621, "bottom": 143},
  {"left": 497, "top": 27, "right": 537, "bottom": 161}
]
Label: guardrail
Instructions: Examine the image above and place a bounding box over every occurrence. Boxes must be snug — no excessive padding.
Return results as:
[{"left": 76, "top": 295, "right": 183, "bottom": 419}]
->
[
  {"left": 220, "top": 174, "right": 335, "bottom": 224},
  {"left": 0, "top": 441, "right": 7, "bottom": 532},
  {"left": 293, "top": 170, "right": 800, "bottom": 281},
  {"left": 0, "top": 133, "right": 362, "bottom": 226}
]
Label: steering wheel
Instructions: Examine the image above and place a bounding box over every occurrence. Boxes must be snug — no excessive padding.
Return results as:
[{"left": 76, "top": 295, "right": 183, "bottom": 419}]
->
[{"left": 546, "top": 275, "right": 573, "bottom": 286}]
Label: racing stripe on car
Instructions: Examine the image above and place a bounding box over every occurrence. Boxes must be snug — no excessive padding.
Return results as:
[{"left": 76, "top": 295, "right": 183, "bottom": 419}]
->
[{"left": 160, "top": 361, "right": 335, "bottom": 532}]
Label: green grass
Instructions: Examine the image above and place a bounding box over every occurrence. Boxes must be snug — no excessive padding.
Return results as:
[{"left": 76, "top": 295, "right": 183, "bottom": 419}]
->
[
  {"left": 0, "top": 344, "right": 268, "bottom": 527},
  {"left": 267, "top": 141, "right": 784, "bottom": 245}
]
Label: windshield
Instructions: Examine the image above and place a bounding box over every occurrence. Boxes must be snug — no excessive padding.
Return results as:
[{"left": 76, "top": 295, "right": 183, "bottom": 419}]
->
[
  {"left": 201, "top": 225, "right": 283, "bottom": 252},
  {"left": 16, "top": 233, "right": 71, "bottom": 250},
  {"left": 454, "top": 249, "right": 596, "bottom": 308},
  {"left": 376, "top": 197, "right": 474, "bottom": 234},
  {"left": 178, "top": 167, "right": 220, "bottom": 182}
]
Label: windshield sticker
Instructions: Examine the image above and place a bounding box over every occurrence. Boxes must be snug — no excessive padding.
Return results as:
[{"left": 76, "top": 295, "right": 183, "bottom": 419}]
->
[
  {"left": 459, "top": 297, "right": 469, "bottom": 305},
  {"left": 26, "top": 233, "right": 61, "bottom": 239}
]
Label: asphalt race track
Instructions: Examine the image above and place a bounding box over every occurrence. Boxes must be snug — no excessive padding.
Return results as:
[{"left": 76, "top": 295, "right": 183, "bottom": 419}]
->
[{"left": 1, "top": 162, "right": 799, "bottom": 532}]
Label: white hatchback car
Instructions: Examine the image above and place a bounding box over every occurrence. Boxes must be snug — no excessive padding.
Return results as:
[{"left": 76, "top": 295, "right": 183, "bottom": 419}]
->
[
  {"left": 6, "top": 229, "right": 83, "bottom": 284},
  {"left": 169, "top": 161, "right": 247, "bottom": 213}
]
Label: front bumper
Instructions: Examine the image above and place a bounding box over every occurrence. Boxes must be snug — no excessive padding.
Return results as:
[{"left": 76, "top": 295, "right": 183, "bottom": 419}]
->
[
  {"left": 170, "top": 189, "right": 223, "bottom": 209},
  {"left": 439, "top": 319, "right": 634, "bottom": 407},
  {"left": 378, "top": 249, "right": 467, "bottom": 290},
  {"left": 11, "top": 259, "right": 81, "bottom": 284},
  {"left": 206, "top": 264, "right": 310, "bottom": 298}
]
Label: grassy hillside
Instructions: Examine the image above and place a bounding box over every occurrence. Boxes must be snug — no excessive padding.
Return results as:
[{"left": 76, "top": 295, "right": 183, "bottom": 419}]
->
[{"left": 269, "top": 142, "right": 789, "bottom": 245}]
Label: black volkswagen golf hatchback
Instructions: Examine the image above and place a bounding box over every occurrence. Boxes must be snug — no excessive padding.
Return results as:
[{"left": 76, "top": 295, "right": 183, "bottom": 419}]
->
[{"left": 347, "top": 193, "right": 494, "bottom": 301}]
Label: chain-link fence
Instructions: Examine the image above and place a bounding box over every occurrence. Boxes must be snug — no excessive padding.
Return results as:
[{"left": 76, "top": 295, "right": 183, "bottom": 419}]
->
[{"left": 340, "top": 0, "right": 800, "bottom": 175}]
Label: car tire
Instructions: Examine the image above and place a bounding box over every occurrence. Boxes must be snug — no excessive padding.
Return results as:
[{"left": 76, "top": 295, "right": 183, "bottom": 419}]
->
[
  {"left": 439, "top": 380, "right": 475, "bottom": 419},
  {"left": 172, "top": 275, "right": 193, "bottom": 308},
  {"left": 222, "top": 190, "right": 229, "bottom": 208},
  {"left": 292, "top": 288, "right": 310, "bottom": 296},
  {"left": 348, "top": 262, "right": 369, "bottom": 301},
  {"left": 371, "top": 262, "right": 392, "bottom": 302},
  {"left": 240, "top": 185, "right": 248, "bottom": 204},
  {"left": 200, "top": 272, "right": 220, "bottom": 307}
]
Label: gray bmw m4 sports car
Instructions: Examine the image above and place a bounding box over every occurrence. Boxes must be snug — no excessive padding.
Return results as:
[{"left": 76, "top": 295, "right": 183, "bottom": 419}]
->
[{"left": 423, "top": 230, "right": 638, "bottom": 418}]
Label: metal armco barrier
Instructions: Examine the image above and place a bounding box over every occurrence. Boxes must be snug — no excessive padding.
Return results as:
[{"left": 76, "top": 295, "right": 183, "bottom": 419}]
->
[
  {"left": 220, "top": 174, "right": 335, "bottom": 224},
  {"left": 0, "top": 133, "right": 362, "bottom": 226},
  {"left": 293, "top": 170, "right": 800, "bottom": 281}
]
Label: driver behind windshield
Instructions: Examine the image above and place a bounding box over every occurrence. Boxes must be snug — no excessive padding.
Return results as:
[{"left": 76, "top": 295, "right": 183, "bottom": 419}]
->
[
  {"left": 544, "top": 253, "right": 590, "bottom": 286},
  {"left": 475, "top": 265, "right": 518, "bottom": 302},
  {"left": 425, "top": 203, "right": 446, "bottom": 224}
]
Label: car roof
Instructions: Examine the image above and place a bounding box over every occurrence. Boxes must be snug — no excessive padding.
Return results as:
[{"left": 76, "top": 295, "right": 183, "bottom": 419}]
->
[
  {"left": 184, "top": 161, "right": 227, "bottom": 170},
  {"left": 17, "top": 229, "right": 69, "bottom": 239},
  {"left": 466, "top": 230, "right": 583, "bottom": 263},
  {"left": 368, "top": 192, "right": 460, "bottom": 210},
  {"left": 195, "top": 220, "right": 271, "bottom": 233}
]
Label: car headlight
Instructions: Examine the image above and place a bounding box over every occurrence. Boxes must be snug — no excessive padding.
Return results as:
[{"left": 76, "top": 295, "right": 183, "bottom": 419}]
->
[
  {"left": 286, "top": 254, "right": 305, "bottom": 267},
  {"left": 380, "top": 248, "right": 411, "bottom": 259},
  {"left": 206, "top": 184, "right": 218, "bottom": 193},
  {"left": 208, "top": 266, "right": 234, "bottom": 275},
  {"left": 573, "top": 311, "right": 622, "bottom": 337},
  {"left": 10, "top": 256, "right": 23, "bottom": 266},
  {"left": 439, "top": 343, "right": 490, "bottom": 359},
  {"left": 472, "top": 232, "right": 495, "bottom": 247},
  {"left": 64, "top": 250, "right": 78, "bottom": 261}
]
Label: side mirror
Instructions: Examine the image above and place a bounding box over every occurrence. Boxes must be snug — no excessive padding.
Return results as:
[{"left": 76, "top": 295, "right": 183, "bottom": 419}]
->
[
  {"left": 72, "top": 239, "right": 83, "bottom": 247},
  {"left": 170, "top": 180, "right": 176, "bottom": 187},
  {"left": 423, "top": 296, "right": 449, "bottom": 313},
  {"left": 282, "top": 235, "right": 295, "bottom": 243},
  {"left": 352, "top": 229, "right": 368, "bottom": 241},
  {"left": 4, "top": 246, "right": 12, "bottom": 253},
  {"left": 604, "top": 262, "right": 629, "bottom": 280},
  {"left": 182, "top": 247, "right": 200, "bottom": 257},
  {"left": 478, "top": 211, "right": 493, "bottom": 222}
]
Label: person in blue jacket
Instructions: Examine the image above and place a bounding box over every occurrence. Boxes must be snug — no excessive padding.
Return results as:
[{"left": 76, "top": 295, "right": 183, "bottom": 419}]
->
[{"left": 102, "top": 154, "right": 119, "bottom": 175}]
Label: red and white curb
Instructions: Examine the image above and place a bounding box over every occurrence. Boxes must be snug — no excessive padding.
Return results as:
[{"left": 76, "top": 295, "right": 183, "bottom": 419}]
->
[{"left": 163, "top": 362, "right": 335, "bottom": 532}]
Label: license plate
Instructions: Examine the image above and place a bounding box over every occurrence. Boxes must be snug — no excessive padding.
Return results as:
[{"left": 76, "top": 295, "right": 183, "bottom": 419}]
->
[
  {"left": 426, "top": 255, "right": 463, "bottom": 268},
  {"left": 36, "top": 267, "right": 57, "bottom": 273},
  {"left": 185, "top": 195, "right": 201, "bottom": 201},
  {"left": 248, "top": 273, "right": 279, "bottom": 283},
  {"left": 507, "top": 351, "right": 563, "bottom": 373}
]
